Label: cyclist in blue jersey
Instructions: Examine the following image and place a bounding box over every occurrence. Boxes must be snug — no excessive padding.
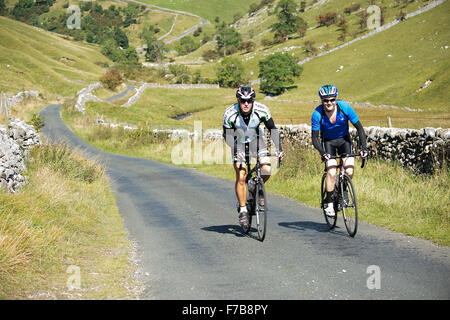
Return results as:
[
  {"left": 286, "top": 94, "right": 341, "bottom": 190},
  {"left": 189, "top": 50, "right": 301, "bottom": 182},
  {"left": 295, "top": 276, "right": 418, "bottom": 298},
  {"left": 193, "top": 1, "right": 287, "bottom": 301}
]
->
[{"left": 311, "top": 84, "right": 368, "bottom": 217}]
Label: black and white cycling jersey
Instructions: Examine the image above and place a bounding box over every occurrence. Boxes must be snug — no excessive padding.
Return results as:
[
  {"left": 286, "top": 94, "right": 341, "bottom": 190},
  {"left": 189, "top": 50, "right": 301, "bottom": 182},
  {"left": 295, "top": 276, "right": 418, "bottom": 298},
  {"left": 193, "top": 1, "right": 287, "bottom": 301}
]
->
[{"left": 223, "top": 101, "right": 272, "bottom": 143}]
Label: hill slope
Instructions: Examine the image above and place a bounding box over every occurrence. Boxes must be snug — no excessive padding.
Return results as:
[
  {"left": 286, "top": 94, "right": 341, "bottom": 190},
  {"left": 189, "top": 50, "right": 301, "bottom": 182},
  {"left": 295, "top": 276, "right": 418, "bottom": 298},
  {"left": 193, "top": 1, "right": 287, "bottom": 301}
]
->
[
  {"left": 283, "top": 0, "right": 450, "bottom": 111},
  {"left": 0, "top": 16, "right": 109, "bottom": 98}
]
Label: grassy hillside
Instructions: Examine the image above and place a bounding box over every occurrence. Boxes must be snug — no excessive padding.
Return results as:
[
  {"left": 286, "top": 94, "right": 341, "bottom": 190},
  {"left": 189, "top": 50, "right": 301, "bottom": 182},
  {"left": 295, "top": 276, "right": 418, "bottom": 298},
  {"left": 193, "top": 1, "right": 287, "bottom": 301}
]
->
[
  {"left": 0, "top": 16, "right": 109, "bottom": 98},
  {"left": 282, "top": 0, "right": 450, "bottom": 111},
  {"left": 178, "top": 0, "right": 449, "bottom": 113},
  {"left": 135, "top": 0, "right": 255, "bottom": 22}
]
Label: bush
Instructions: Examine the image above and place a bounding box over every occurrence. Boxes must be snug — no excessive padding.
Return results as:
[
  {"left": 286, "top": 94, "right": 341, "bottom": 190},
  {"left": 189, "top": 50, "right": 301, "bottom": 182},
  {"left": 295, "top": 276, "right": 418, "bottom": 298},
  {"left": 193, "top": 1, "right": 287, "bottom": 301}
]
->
[
  {"left": 100, "top": 69, "right": 123, "bottom": 90},
  {"left": 317, "top": 11, "right": 337, "bottom": 27},
  {"left": 344, "top": 3, "right": 361, "bottom": 14},
  {"left": 176, "top": 36, "right": 200, "bottom": 56},
  {"left": 169, "top": 64, "right": 191, "bottom": 84},
  {"left": 261, "top": 38, "right": 274, "bottom": 47},
  {"left": 30, "top": 113, "right": 45, "bottom": 132},
  {"left": 202, "top": 49, "right": 219, "bottom": 61},
  {"left": 238, "top": 41, "right": 256, "bottom": 53}
]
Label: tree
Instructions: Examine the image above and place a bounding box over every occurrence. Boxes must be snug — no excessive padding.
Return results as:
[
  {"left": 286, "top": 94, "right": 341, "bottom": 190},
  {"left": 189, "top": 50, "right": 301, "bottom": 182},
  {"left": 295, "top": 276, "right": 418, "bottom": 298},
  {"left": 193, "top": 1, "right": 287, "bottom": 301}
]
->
[
  {"left": 216, "top": 57, "right": 246, "bottom": 88},
  {"left": 11, "top": 0, "right": 34, "bottom": 21},
  {"left": 176, "top": 36, "right": 200, "bottom": 56},
  {"left": 0, "top": 0, "right": 8, "bottom": 16},
  {"left": 259, "top": 53, "right": 302, "bottom": 95},
  {"left": 114, "top": 27, "right": 129, "bottom": 49},
  {"left": 145, "top": 39, "right": 167, "bottom": 63},
  {"left": 271, "top": 0, "right": 307, "bottom": 42},
  {"left": 100, "top": 69, "right": 123, "bottom": 90},
  {"left": 216, "top": 27, "right": 242, "bottom": 56},
  {"left": 169, "top": 64, "right": 191, "bottom": 84}
]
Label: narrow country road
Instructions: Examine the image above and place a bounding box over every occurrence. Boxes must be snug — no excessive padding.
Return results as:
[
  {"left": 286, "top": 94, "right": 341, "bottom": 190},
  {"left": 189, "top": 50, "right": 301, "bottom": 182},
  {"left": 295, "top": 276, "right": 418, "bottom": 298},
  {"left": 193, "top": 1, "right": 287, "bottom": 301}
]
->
[{"left": 39, "top": 105, "right": 450, "bottom": 299}]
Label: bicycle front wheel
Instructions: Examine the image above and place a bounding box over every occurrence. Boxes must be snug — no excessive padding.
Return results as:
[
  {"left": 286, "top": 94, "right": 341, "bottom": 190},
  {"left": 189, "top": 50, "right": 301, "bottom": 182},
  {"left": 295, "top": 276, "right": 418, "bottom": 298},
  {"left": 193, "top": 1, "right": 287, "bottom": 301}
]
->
[
  {"left": 342, "top": 174, "right": 358, "bottom": 237},
  {"left": 255, "top": 180, "right": 267, "bottom": 241},
  {"left": 321, "top": 173, "right": 337, "bottom": 229}
]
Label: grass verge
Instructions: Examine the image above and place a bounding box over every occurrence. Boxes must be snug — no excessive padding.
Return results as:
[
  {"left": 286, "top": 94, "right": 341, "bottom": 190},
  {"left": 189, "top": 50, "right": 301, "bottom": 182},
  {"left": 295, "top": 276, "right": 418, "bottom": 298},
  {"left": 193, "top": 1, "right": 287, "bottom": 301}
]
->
[{"left": 0, "top": 143, "right": 143, "bottom": 299}]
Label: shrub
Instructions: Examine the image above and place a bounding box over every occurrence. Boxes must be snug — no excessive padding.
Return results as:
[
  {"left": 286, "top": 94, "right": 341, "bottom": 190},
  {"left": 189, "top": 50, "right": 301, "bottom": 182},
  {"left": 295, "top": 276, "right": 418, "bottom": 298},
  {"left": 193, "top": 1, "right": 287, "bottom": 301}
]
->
[
  {"left": 202, "top": 49, "right": 219, "bottom": 61},
  {"left": 30, "top": 113, "right": 45, "bottom": 132},
  {"left": 344, "top": 3, "right": 361, "bottom": 14},
  {"left": 100, "top": 69, "right": 123, "bottom": 90},
  {"left": 238, "top": 41, "right": 256, "bottom": 53},
  {"left": 317, "top": 11, "right": 337, "bottom": 27}
]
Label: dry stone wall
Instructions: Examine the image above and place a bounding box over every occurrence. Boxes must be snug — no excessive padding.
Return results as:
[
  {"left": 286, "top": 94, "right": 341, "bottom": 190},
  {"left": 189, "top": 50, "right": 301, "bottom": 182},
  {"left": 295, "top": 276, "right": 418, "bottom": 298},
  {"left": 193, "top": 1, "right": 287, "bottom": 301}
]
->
[
  {"left": 275, "top": 125, "right": 449, "bottom": 175},
  {"left": 0, "top": 118, "right": 42, "bottom": 193}
]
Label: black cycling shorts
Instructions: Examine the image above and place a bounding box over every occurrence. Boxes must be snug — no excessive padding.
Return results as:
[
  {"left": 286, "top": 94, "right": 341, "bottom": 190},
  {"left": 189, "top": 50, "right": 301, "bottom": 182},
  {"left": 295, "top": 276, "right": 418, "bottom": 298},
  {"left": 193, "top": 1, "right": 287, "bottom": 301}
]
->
[
  {"left": 232, "top": 138, "right": 269, "bottom": 163},
  {"left": 322, "top": 135, "right": 353, "bottom": 156}
]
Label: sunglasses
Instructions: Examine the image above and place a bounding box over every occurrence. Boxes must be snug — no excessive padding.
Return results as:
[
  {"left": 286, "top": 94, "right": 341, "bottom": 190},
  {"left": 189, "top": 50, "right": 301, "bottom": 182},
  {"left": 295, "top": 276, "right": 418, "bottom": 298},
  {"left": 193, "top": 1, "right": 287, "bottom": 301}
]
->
[
  {"left": 322, "top": 98, "right": 336, "bottom": 103},
  {"left": 240, "top": 99, "right": 253, "bottom": 104}
]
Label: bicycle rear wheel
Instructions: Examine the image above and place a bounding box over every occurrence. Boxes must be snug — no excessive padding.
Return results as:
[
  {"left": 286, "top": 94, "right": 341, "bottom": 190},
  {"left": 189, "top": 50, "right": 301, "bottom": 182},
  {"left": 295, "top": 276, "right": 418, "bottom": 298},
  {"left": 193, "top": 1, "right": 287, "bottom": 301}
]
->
[
  {"left": 321, "top": 173, "right": 337, "bottom": 229},
  {"left": 342, "top": 174, "right": 358, "bottom": 237},
  {"left": 255, "top": 180, "right": 267, "bottom": 241}
]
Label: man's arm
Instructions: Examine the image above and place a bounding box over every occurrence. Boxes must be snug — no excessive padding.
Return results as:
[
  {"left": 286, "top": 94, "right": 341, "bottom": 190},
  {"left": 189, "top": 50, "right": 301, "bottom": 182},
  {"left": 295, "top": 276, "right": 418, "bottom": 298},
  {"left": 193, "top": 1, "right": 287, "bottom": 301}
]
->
[
  {"left": 264, "top": 118, "right": 282, "bottom": 152},
  {"left": 223, "top": 126, "right": 235, "bottom": 148},
  {"left": 311, "top": 129, "right": 325, "bottom": 155},
  {"left": 353, "top": 121, "right": 367, "bottom": 151}
]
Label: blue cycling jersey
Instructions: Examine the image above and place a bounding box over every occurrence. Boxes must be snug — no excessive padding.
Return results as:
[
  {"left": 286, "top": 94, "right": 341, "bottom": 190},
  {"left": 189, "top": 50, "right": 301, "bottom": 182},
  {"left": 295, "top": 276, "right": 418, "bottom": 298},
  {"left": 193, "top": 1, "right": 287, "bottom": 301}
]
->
[{"left": 311, "top": 100, "right": 359, "bottom": 140}]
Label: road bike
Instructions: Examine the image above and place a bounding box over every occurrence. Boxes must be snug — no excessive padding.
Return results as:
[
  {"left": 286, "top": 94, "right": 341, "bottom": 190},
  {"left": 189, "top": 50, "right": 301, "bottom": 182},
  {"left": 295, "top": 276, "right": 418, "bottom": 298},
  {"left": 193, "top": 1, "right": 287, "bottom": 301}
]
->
[
  {"left": 320, "top": 153, "right": 366, "bottom": 237},
  {"left": 238, "top": 147, "right": 281, "bottom": 242}
]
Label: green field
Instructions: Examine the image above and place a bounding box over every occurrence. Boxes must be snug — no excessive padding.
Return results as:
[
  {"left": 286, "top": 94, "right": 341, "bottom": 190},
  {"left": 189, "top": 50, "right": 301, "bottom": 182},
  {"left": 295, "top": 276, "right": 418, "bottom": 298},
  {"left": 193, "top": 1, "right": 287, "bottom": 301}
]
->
[{"left": 135, "top": 0, "right": 255, "bottom": 22}]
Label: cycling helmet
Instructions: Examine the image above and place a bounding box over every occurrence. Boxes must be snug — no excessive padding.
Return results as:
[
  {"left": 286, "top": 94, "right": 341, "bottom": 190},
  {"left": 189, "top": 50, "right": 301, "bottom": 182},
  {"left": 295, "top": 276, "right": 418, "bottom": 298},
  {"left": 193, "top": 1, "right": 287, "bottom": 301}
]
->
[
  {"left": 318, "top": 84, "right": 338, "bottom": 99},
  {"left": 236, "top": 86, "right": 256, "bottom": 100}
]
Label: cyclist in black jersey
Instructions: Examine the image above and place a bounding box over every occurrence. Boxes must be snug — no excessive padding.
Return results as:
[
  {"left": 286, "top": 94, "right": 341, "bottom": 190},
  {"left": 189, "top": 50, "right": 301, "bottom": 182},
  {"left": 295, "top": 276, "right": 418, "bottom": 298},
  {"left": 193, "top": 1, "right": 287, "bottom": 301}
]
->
[{"left": 223, "top": 86, "right": 284, "bottom": 228}]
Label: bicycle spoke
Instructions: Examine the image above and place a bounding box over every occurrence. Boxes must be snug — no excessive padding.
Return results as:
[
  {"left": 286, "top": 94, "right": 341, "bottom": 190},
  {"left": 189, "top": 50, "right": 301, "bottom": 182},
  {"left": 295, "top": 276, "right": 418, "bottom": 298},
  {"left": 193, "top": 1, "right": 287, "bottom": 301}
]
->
[
  {"left": 321, "top": 173, "right": 337, "bottom": 229},
  {"left": 342, "top": 175, "right": 358, "bottom": 237},
  {"left": 255, "top": 181, "right": 267, "bottom": 241}
]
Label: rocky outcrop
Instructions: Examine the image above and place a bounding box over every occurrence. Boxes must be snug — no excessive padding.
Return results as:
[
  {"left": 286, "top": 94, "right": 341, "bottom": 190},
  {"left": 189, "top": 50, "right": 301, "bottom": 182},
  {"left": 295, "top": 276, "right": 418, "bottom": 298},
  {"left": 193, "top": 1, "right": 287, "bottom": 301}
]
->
[{"left": 0, "top": 118, "right": 42, "bottom": 193}]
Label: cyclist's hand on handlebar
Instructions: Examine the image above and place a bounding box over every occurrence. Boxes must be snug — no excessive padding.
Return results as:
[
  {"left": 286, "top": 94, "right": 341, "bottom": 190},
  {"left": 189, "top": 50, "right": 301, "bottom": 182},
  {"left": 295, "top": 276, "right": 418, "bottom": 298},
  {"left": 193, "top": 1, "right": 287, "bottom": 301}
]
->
[
  {"left": 360, "top": 149, "right": 369, "bottom": 159},
  {"left": 276, "top": 150, "right": 285, "bottom": 161},
  {"left": 235, "top": 151, "right": 246, "bottom": 162},
  {"left": 321, "top": 153, "right": 331, "bottom": 162}
]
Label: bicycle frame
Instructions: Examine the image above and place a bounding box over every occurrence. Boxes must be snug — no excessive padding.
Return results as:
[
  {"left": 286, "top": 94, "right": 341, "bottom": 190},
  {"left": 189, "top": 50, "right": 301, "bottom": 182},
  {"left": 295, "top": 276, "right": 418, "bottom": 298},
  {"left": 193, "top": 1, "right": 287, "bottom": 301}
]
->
[{"left": 321, "top": 153, "right": 366, "bottom": 237}]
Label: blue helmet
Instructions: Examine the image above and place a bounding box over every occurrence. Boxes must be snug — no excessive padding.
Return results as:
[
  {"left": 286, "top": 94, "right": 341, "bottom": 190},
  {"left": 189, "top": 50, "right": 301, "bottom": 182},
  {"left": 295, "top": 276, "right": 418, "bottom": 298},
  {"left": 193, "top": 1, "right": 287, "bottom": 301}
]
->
[{"left": 318, "top": 84, "right": 338, "bottom": 99}]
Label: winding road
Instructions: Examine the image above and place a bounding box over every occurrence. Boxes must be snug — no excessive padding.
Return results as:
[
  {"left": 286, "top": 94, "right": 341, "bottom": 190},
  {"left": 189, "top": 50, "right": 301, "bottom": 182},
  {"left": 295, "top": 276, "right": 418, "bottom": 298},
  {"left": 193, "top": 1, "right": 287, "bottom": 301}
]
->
[{"left": 38, "top": 101, "right": 450, "bottom": 300}]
